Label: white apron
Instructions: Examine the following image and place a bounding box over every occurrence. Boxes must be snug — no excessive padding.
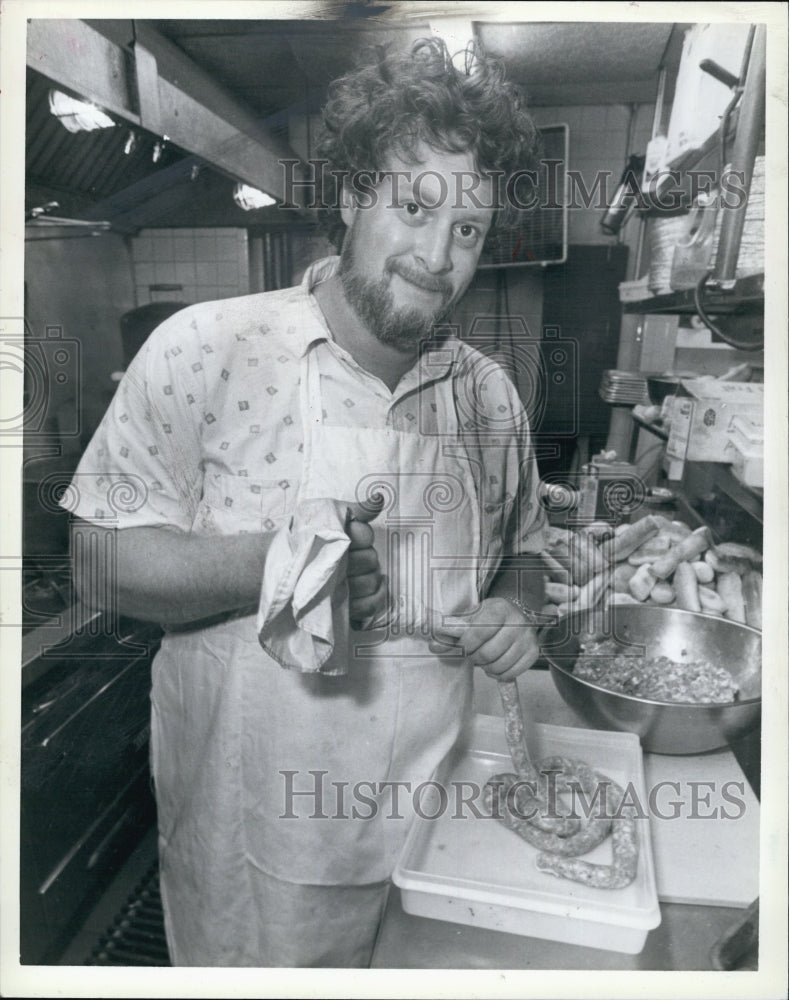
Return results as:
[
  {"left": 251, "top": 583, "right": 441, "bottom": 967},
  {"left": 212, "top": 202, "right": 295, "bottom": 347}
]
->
[{"left": 151, "top": 339, "right": 488, "bottom": 965}]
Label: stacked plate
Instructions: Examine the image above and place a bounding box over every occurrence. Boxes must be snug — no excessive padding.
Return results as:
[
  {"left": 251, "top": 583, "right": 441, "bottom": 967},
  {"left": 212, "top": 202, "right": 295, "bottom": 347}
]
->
[
  {"left": 599, "top": 369, "right": 650, "bottom": 405},
  {"left": 711, "top": 155, "right": 765, "bottom": 277},
  {"left": 648, "top": 216, "right": 687, "bottom": 294}
]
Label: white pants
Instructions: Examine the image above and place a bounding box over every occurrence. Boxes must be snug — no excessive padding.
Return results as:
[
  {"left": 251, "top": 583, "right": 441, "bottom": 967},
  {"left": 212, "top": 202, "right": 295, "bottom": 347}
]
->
[{"left": 162, "top": 860, "right": 390, "bottom": 967}]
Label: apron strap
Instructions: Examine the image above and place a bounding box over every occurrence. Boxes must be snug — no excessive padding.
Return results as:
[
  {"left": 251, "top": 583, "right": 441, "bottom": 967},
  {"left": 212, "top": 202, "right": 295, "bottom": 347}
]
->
[
  {"left": 443, "top": 348, "right": 485, "bottom": 515},
  {"left": 444, "top": 348, "right": 495, "bottom": 596},
  {"left": 297, "top": 345, "right": 324, "bottom": 502}
]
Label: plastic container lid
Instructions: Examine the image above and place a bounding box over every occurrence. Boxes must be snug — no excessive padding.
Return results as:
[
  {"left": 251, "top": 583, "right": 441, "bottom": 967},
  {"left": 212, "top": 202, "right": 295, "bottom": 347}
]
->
[{"left": 730, "top": 414, "right": 764, "bottom": 447}]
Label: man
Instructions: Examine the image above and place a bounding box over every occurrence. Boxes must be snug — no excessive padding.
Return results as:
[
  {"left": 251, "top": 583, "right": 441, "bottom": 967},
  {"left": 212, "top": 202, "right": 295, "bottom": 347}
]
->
[{"left": 62, "top": 38, "right": 547, "bottom": 966}]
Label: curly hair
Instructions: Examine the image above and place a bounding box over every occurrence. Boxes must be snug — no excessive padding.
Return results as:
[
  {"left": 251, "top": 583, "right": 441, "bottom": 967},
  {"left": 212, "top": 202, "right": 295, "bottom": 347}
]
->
[{"left": 314, "top": 37, "right": 541, "bottom": 248}]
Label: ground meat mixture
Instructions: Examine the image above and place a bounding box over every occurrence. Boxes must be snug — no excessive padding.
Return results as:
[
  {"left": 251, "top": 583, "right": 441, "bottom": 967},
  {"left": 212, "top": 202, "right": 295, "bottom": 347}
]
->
[{"left": 574, "top": 638, "right": 739, "bottom": 704}]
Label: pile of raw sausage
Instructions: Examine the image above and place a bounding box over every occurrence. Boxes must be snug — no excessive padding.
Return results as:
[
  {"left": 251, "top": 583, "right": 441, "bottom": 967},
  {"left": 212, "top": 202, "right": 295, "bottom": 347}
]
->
[{"left": 540, "top": 517, "right": 762, "bottom": 629}]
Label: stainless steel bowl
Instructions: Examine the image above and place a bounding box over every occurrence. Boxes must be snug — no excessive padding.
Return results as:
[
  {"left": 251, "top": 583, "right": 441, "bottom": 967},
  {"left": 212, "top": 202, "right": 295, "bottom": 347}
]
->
[{"left": 540, "top": 605, "right": 761, "bottom": 755}]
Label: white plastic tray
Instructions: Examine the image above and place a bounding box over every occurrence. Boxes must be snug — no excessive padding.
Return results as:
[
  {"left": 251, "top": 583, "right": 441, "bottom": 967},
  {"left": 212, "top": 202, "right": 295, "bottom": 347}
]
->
[{"left": 393, "top": 714, "right": 661, "bottom": 954}]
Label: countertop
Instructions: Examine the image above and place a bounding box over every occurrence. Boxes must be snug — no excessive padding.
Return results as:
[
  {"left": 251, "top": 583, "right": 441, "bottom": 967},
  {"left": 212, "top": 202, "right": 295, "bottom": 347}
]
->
[
  {"left": 371, "top": 888, "right": 748, "bottom": 970},
  {"left": 370, "top": 669, "right": 760, "bottom": 970}
]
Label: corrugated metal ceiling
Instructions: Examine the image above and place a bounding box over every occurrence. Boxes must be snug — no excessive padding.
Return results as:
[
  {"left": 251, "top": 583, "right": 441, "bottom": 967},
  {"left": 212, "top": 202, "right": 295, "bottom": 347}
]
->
[{"left": 26, "top": 69, "right": 190, "bottom": 220}]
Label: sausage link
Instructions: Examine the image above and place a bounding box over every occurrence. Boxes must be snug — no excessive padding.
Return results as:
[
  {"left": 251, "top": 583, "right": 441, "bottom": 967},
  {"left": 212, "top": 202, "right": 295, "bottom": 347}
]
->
[
  {"left": 498, "top": 681, "right": 580, "bottom": 837},
  {"left": 485, "top": 758, "right": 639, "bottom": 889}
]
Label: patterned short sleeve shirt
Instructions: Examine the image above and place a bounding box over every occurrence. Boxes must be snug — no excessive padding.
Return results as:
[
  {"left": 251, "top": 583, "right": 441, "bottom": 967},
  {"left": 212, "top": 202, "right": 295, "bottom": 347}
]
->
[{"left": 61, "top": 257, "right": 547, "bottom": 555}]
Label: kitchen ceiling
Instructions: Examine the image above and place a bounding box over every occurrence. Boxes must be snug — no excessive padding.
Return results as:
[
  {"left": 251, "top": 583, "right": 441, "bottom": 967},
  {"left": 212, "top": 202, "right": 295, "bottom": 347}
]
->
[
  {"left": 153, "top": 17, "right": 677, "bottom": 115},
  {"left": 25, "top": 16, "right": 683, "bottom": 232}
]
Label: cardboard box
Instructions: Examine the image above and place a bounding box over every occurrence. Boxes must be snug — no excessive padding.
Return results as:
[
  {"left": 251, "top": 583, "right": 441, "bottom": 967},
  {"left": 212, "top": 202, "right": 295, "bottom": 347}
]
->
[
  {"left": 725, "top": 415, "right": 764, "bottom": 488},
  {"left": 666, "top": 380, "right": 764, "bottom": 463}
]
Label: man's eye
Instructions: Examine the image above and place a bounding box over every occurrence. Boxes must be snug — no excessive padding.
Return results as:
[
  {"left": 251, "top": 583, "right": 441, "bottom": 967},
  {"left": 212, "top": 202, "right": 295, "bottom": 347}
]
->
[
  {"left": 454, "top": 223, "right": 480, "bottom": 245},
  {"left": 405, "top": 202, "right": 421, "bottom": 216}
]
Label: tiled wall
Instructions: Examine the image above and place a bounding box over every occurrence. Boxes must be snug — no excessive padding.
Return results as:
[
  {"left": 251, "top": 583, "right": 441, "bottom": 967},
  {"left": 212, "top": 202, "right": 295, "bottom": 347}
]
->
[
  {"left": 130, "top": 228, "right": 250, "bottom": 306},
  {"left": 129, "top": 105, "right": 655, "bottom": 301},
  {"left": 291, "top": 104, "right": 655, "bottom": 258}
]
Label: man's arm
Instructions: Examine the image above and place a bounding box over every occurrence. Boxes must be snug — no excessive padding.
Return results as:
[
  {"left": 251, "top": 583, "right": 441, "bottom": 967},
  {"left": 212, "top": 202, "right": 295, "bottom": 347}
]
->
[
  {"left": 71, "top": 520, "right": 274, "bottom": 626},
  {"left": 436, "top": 364, "right": 548, "bottom": 679},
  {"left": 71, "top": 510, "right": 388, "bottom": 628}
]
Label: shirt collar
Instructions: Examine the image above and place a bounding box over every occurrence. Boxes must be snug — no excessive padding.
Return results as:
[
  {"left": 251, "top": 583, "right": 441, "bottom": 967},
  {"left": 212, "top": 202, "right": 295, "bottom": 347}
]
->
[
  {"left": 299, "top": 255, "right": 340, "bottom": 356},
  {"left": 299, "top": 254, "right": 458, "bottom": 384}
]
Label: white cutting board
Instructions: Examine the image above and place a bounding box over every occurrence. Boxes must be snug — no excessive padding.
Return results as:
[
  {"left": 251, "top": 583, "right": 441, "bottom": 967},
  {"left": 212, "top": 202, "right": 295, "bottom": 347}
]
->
[
  {"left": 474, "top": 670, "right": 760, "bottom": 908},
  {"left": 644, "top": 751, "right": 759, "bottom": 907}
]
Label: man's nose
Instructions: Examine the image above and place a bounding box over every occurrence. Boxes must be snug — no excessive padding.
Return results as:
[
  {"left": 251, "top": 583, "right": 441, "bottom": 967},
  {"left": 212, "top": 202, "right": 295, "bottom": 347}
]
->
[{"left": 413, "top": 221, "right": 453, "bottom": 275}]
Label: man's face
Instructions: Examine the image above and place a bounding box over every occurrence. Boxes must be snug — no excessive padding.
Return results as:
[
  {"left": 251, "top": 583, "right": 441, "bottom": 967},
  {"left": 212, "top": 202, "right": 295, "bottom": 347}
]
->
[{"left": 338, "top": 143, "right": 495, "bottom": 351}]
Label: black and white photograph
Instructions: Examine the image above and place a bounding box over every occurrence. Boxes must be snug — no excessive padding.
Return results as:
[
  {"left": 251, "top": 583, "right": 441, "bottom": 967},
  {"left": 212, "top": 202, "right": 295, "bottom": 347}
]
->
[{"left": 1, "top": 2, "right": 787, "bottom": 997}]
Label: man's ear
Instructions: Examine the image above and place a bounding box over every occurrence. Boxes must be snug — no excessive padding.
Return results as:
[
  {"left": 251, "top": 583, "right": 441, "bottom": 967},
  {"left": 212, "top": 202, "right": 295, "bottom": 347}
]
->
[{"left": 339, "top": 179, "right": 357, "bottom": 230}]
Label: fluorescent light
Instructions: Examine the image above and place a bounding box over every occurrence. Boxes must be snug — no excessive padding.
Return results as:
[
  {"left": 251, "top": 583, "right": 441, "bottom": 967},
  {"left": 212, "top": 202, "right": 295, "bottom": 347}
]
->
[
  {"left": 233, "top": 183, "right": 277, "bottom": 210},
  {"left": 49, "top": 89, "right": 115, "bottom": 132}
]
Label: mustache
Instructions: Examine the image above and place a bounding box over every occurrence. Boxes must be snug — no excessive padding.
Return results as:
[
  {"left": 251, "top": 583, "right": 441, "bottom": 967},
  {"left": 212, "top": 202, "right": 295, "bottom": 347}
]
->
[{"left": 386, "top": 259, "right": 453, "bottom": 298}]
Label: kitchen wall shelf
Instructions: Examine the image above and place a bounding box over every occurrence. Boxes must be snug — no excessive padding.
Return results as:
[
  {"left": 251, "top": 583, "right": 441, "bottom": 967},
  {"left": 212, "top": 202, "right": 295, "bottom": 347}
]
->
[
  {"left": 696, "top": 460, "right": 763, "bottom": 525},
  {"left": 623, "top": 272, "right": 764, "bottom": 315},
  {"left": 679, "top": 460, "right": 763, "bottom": 552}
]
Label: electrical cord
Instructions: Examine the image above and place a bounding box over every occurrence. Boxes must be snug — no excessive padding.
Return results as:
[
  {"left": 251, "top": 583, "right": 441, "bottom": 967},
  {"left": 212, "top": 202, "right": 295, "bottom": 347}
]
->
[{"left": 693, "top": 272, "right": 764, "bottom": 352}]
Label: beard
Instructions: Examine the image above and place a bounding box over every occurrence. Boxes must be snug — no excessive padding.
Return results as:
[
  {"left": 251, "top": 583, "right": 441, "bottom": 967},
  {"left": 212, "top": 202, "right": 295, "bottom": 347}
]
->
[{"left": 338, "top": 231, "right": 455, "bottom": 351}]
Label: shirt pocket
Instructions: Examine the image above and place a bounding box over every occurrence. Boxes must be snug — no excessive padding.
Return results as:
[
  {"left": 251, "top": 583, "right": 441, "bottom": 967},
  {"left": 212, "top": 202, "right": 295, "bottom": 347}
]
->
[{"left": 195, "top": 473, "right": 293, "bottom": 535}]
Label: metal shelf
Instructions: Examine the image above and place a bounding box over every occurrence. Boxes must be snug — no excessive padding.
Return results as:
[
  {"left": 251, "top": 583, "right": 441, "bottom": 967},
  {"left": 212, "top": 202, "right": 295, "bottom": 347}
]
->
[
  {"left": 700, "top": 460, "right": 763, "bottom": 525},
  {"left": 635, "top": 109, "right": 741, "bottom": 215},
  {"left": 631, "top": 412, "right": 670, "bottom": 441},
  {"left": 623, "top": 273, "right": 764, "bottom": 315}
]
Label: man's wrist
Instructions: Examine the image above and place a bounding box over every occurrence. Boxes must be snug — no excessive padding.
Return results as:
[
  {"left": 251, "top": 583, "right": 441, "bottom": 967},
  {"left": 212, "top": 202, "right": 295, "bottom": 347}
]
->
[
  {"left": 487, "top": 558, "right": 546, "bottom": 620},
  {"left": 498, "top": 594, "right": 542, "bottom": 625}
]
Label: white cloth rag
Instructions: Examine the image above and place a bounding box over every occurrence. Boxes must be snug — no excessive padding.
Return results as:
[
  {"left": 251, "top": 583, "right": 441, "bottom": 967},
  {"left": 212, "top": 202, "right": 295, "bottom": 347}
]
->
[{"left": 257, "top": 498, "right": 352, "bottom": 675}]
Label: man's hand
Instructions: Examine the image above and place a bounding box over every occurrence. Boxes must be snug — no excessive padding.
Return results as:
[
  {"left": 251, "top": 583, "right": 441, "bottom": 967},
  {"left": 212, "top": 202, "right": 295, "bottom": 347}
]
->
[
  {"left": 436, "top": 597, "right": 541, "bottom": 681},
  {"left": 345, "top": 499, "right": 389, "bottom": 629}
]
